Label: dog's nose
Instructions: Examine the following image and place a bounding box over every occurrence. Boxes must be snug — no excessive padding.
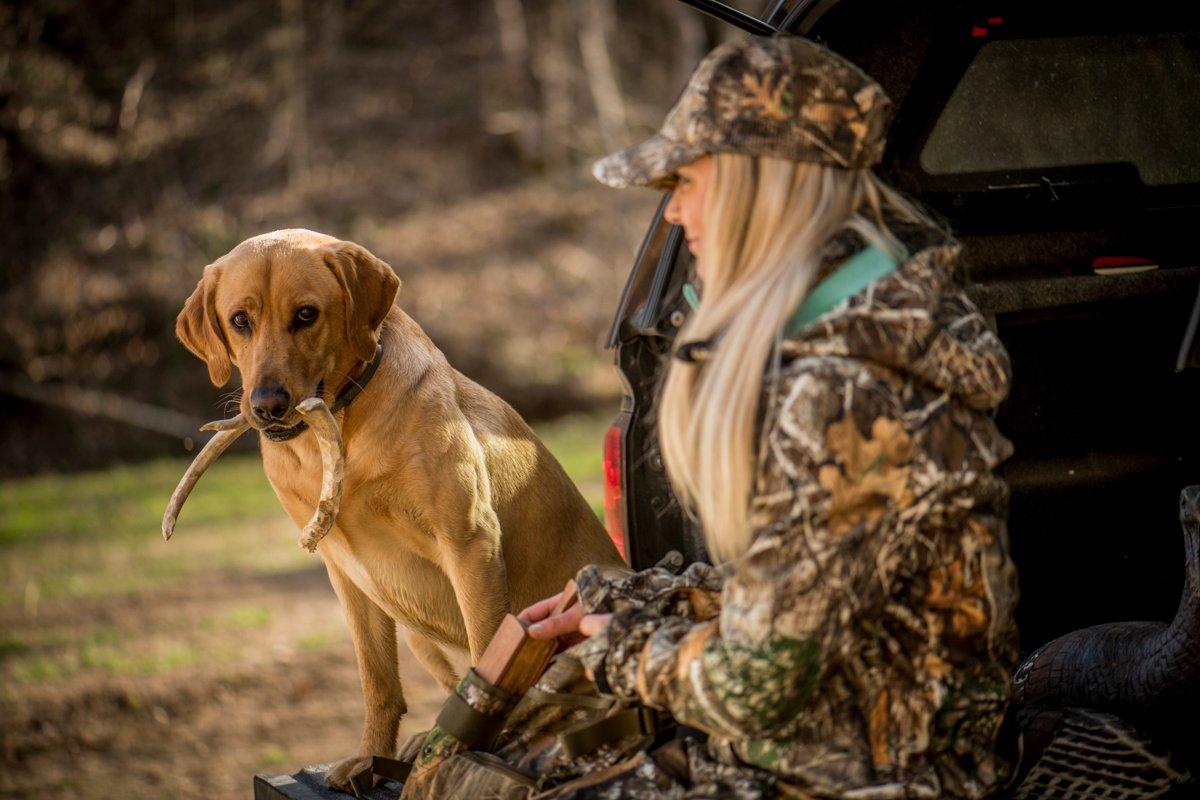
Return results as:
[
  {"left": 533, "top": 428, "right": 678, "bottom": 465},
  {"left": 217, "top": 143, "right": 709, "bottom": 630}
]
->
[{"left": 251, "top": 386, "right": 291, "bottom": 423}]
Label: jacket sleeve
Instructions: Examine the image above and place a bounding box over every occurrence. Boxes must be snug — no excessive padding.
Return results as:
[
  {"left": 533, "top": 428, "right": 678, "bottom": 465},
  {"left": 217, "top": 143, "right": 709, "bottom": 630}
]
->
[{"left": 586, "top": 360, "right": 912, "bottom": 740}]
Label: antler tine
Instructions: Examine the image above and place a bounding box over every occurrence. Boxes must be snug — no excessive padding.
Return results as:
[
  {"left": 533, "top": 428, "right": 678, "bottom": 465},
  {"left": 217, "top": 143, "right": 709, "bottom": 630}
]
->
[
  {"left": 200, "top": 416, "right": 251, "bottom": 433},
  {"left": 294, "top": 398, "right": 345, "bottom": 552},
  {"left": 162, "top": 414, "right": 251, "bottom": 540}
]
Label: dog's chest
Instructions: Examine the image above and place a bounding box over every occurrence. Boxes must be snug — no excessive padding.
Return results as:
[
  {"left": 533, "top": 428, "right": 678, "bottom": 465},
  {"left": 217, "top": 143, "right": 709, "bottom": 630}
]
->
[
  {"left": 259, "top": 439, "right": 466, "bottom": 644},
  {"left": 317, "top": 529, "right": 465, "bottom": 645},
  {"left": 260, "top": 439, "right": 321, "bottom": 517}
]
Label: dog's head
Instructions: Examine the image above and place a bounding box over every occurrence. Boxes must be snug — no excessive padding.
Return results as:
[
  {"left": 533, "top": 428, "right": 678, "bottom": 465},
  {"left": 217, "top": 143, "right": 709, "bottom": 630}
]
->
[{"left": 176, "top": 229, "right": 400, "bottom": 441}]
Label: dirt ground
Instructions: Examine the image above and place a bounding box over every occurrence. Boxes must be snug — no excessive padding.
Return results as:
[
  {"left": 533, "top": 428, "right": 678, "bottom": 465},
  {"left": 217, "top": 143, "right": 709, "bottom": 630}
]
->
[
  {"left": 1, "top": 533, "right": 444, "bottom": 800},
  {"left": 0, "top": 415, "right": 609, "bottom": 800}
]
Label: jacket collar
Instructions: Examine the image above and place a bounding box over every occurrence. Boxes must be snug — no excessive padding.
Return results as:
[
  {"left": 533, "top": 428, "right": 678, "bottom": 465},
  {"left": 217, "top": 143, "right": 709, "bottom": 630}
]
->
[{"left": 674, "top": 241, "right": 901, "bottom": 365}]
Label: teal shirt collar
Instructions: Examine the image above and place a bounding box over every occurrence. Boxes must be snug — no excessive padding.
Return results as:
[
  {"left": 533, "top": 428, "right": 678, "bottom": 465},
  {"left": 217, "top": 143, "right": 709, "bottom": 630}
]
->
[{"left": 681, "top": 244, "right": 899, "bottom": 337}]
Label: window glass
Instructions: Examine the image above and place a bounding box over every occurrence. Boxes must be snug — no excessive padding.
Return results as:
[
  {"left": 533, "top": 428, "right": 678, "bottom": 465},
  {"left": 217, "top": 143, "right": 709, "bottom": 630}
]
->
[{"left": 920, "top": 33, "right": 1200, "bottom": 186}]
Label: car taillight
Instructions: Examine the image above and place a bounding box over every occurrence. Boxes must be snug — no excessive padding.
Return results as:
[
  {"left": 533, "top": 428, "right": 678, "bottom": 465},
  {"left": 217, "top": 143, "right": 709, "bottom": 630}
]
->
[{"left": 602, "top": 423, "right": 628, "bottom": 563}]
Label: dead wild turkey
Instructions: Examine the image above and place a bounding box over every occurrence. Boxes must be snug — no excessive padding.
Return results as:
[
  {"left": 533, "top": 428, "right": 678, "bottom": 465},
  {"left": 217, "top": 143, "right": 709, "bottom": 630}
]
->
[{"left": 1007, "top": 487, "right": 1200, "bottom": 799}]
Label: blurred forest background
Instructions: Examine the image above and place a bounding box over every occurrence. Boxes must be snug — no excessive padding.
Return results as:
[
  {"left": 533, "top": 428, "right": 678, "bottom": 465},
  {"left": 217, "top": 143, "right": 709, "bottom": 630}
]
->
[
  {"left": 0, "top": 1, "right": 767, "bottom": 797},
  {"left": 0, "top": 0, "right": 751, "bottom": 477}
]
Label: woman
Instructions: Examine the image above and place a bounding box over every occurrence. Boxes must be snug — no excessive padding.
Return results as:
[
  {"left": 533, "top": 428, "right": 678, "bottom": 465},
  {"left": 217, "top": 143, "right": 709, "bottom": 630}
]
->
[{"left": 522, "top": 34, "right": 1019, "bottom": 799}]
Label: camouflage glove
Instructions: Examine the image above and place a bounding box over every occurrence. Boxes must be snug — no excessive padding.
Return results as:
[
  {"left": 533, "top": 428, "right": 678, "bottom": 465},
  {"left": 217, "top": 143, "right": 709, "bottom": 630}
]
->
[
  {"left": 571, "top": 603, "right": 697, "bottom": 703},
  {"left": 574, "top": 558, "right": 726, "bottom": 619},
  {"left": 572, "top": 556, "right": 726, "bottom": 702}
]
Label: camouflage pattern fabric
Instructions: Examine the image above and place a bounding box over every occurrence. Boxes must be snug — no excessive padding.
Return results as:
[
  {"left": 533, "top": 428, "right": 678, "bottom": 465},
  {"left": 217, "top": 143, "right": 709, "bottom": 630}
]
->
[
  {"left": 399, "top": 656, "right": 653, "bottom": 799},
  {"left": 497, "top": 656, "right": 642, "bottom": 784},
  {"left": 575, "top": 560, "right": 726, "bottom": 622},
  {"left": 593, "top": 34, "right": 891, "bottom": 190},
  {"left": 401, "top": 668, "right": 523, "bottom": 798},
  {"left": 542, "top": 738, "right": 773, "bottom": 800},
  {"left": 567, "top": 221, "right": 1021, "bottom": 800}
]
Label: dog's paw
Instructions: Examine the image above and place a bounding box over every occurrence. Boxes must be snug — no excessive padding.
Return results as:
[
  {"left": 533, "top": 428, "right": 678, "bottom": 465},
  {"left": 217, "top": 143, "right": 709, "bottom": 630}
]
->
[{"left": 324, "top": 755, "right": 375, "bottom": 795}]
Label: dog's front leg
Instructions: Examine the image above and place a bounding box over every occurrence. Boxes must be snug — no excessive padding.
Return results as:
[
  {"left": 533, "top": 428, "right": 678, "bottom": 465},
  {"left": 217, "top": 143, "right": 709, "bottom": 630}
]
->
[
  {"left": 427, "top": 421, "right": 512, "bottom": 661},
  {"left": 323, "top": 561, "right": 405, "bottom": 793},
  {"left": 437, "top": 514, "right": 511, "bottom": 662},
  {"left": 403, "top": 627, "right": 460, "bottom": 692}
]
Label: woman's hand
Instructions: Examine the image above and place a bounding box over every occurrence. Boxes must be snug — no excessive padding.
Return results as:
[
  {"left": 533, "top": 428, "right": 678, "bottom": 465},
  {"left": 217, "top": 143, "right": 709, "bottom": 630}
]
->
[{"left": 518, "top": 591, "right": 612, "bottom": 645}]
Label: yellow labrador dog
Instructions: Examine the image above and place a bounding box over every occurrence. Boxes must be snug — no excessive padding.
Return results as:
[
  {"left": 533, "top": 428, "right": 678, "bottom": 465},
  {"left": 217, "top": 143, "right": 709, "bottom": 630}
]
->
[{"left": 174, "top": 229, "right": 623, "bottom": 790}]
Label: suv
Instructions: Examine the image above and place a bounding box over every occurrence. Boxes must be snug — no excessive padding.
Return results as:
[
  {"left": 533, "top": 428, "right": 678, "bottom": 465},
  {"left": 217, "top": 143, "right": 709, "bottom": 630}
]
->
[{"left": 602, "top": 0, "right": 1200, "bottom": 791}]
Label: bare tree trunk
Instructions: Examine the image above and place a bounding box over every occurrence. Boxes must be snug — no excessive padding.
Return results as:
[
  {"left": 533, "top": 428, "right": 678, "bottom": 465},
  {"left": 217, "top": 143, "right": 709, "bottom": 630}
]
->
[
  {"left": 119, "top": 58, "right": 157, "bottom": 133},
  {"left": 174, "top": 0, "right": 195, "bottom": 50},
  {"left": 578, "top": 0, "right": 633, "bottom": 153},
  {"left": 531, "top": 1, "right": 574, "bottom": 165},
  {"left": 488, "top": 0, "right": 541, "bottom": 160},
  {"left": 263, "top": 0, "right": 309, "bottom": 183},
  {"left": 319, "top": 0, "right": 343, "bottom": 60},
  {"left": 674, "top": 3, "right": 708, "bottom": 88},
  {"left": 577, "top": 0, "right": 627, "bottom": 152},
  {"left": 0, "top": 373, "right": 202, "bottom": 442}
]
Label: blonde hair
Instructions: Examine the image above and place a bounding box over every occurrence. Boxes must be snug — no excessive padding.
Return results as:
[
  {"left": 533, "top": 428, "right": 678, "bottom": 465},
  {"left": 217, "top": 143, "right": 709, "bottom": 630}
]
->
[{"left": 657, "top": 153, "right": 937, "bottom": 563}]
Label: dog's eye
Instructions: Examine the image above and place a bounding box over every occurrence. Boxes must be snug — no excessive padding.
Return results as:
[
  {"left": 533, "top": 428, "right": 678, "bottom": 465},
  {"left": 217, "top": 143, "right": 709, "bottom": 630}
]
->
[
  {"left": 295, "top": 306, "right": 318, "bottom": 325},
  {"left": 231, "top": 312, "right": 250, "bottom": 329}
]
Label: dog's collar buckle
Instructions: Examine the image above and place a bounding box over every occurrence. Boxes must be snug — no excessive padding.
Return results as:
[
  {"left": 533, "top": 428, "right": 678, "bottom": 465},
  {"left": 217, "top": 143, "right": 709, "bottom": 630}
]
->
[{"left": 330, "top": 343, "right": 384, "bottom": 414}]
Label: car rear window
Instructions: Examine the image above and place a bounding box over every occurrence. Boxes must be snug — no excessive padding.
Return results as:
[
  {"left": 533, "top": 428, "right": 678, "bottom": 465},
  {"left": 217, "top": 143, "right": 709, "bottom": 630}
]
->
[{"left": 919, "top": 32, "right": 1200, "bottom": 187}]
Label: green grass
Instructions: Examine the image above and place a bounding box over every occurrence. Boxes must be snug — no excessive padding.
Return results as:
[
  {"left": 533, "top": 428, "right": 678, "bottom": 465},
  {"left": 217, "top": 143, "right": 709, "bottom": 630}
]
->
[
  {"left": 0, "top": 411, "right": 608, "bottom": 557},
  {"left": 11, "top": 655, "right": 64, "bottom": 683},
  {"left": 0, "top": 632, "right": 31, "bottom": 660},
  {"left": 297, "top": 632, "right": 337, "bottom": 651},
  {"left": 532, "top": 413, "right": 609, "bottom": 487},
  {"left": 77, "top": 634, "right": 208, "bottom": 676},
  {"left": 258, "top": 744, "right": 294, "bottom": 767},
  {"left": 0, "top": 455, "right": 281, "bottom": 547},
  {"left": 0, "top": 411, "right": 613, "bottom": 685},
  {"left": 531, "top": 412, "right": 611, "bottom": 519},
  {"left": 0, "top": 449, "right": 303, "bottom": 614},
  {"left": 221, "top": 604, "right": 275, "bottom": 630},
  {"left": 2, "top": 625, "right": 223, "bottom": 683}
]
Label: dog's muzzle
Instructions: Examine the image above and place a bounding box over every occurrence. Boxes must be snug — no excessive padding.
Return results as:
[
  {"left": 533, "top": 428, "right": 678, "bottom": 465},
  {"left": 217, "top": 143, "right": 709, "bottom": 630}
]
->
[
  {"left": 261, "top": 381, "right": 324, "bottom": 442},
  {"left": 263, "top": 421, "right": 308, "bottom": 442}
]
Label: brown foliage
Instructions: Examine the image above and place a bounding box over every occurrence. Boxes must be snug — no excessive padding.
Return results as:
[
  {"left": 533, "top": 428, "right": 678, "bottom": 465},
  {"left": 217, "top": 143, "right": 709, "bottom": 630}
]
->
[{"left": 0, "top": 0, "right": 736, "bottom": 475}]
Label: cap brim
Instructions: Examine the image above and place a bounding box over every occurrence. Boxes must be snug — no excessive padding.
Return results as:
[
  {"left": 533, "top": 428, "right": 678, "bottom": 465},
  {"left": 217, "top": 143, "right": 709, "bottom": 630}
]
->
[{"left": 592, "top": 134, "right": 707, "bottom": 190}]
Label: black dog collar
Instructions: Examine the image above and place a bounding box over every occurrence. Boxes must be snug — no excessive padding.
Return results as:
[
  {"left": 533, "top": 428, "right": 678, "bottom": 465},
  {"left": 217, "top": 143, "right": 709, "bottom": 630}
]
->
[{"left": 330, "top": 343, "right": 384, "bottom": 413}]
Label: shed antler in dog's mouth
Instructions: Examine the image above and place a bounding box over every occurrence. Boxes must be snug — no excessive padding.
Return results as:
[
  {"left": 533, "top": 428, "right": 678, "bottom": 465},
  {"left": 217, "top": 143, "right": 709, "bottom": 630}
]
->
[
  {"left": 161, "top": 397, "right": 345, "bottom": 552},
  {"left": 293, "top": 397, "right": 345, "bottom": 552},
  {"left": 161, "top": 413, "right": 251, "bottom": 541}
]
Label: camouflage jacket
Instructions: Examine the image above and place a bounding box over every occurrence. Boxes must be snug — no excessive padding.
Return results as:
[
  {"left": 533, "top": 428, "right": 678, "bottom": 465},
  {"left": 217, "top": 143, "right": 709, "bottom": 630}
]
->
[{"left": 572, "top": 222, "right": 1021, "bottom": 799}]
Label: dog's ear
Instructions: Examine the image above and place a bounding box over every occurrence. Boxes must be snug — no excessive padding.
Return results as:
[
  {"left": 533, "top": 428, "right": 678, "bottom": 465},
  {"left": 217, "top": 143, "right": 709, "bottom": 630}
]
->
[
  {"left": 176, "top": 264, "right": 233, "bottom": 387},
  {"left": 324, "top": 242, "right": 401, "bottom": 363}
]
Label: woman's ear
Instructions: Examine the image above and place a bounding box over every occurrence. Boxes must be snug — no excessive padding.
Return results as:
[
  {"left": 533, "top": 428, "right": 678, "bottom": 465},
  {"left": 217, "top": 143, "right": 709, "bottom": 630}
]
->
[
  {"left": 324, "top": 242, "right": 401, "bottom": 363},
  {"left": 176, "top": 265, "right": 233, "bottom": 387}
]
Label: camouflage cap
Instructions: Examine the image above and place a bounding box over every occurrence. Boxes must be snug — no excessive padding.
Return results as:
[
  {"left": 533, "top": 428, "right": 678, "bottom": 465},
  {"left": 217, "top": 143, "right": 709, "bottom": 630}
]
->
[{"left": 593, "top": 35, "right": 892, "bottom": 189}]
